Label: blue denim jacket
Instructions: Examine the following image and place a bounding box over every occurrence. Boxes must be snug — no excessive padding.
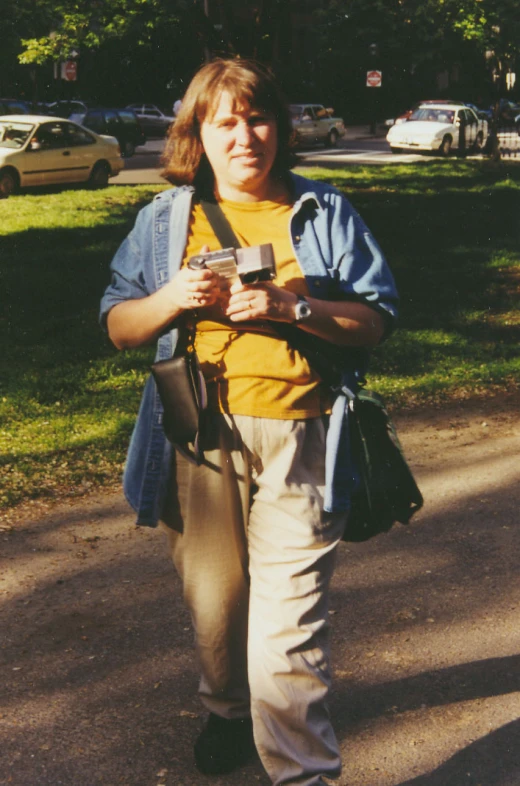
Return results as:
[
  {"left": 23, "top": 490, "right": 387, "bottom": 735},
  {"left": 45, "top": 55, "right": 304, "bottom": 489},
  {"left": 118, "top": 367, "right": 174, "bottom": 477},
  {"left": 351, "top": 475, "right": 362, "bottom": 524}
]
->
[{"left": 100, "top": 173, "right": 398, "bottom": 526}]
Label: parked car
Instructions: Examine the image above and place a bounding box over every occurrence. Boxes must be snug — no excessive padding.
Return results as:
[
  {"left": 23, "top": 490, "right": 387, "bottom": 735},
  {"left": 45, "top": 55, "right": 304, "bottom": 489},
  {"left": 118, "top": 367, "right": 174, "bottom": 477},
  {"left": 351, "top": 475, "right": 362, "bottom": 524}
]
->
[
  {"left": 69, "top": 108, "right": 146, "bottom": 156},
  {"left": 0, "top": 115, "right": 124, "bottom": 198},
  {"left": 464, "top": 103, "right": 493, "bottom": 122},
  {"left": 46, "top": 100, "right": 89, "bottom": 118},
  {"left": 386, "top": 103, "right": 488, "bottom": 156},
  {"left": 32, "top": 102, "right": 53, "bottom": 115},
  {"left": 289, "top": 104, "right": 346, "bottom": 147},
  {"left": 125, "top": 103, "right": 174, "bottom": 137},
  {"left": 385, "top": 99, "right": 465, "bottom": 127},
  {"left": 493, "top": 98, "right": 520, "bottom": 125},
  {"left": 0, "top": 98, "right": 30, "bottom": 115}
]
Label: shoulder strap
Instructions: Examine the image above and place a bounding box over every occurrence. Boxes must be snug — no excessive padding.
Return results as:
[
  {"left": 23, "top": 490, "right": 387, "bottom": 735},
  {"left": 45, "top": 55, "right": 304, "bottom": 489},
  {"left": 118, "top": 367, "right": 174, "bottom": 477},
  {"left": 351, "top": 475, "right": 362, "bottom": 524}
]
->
[{"left": 200, "top": 197, "right": 241, "bottom": 249}]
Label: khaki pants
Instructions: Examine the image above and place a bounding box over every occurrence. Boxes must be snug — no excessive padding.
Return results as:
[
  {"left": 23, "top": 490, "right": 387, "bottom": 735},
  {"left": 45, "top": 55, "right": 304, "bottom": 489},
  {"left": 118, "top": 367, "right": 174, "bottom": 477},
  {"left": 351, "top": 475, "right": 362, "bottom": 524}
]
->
[{"left": 161, "top": 414, "right": 346, "bottom": 786}]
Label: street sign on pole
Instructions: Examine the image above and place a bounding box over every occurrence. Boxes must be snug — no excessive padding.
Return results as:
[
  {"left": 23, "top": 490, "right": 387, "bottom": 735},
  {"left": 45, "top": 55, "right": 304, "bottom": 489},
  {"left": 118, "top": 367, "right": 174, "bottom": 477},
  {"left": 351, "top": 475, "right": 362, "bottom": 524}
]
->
[
  {"left": 61, "top": 60, "right": 77, "bottom": 81},
  {"left": 366, "top": 70, "right": 382, "bottom": 88}
]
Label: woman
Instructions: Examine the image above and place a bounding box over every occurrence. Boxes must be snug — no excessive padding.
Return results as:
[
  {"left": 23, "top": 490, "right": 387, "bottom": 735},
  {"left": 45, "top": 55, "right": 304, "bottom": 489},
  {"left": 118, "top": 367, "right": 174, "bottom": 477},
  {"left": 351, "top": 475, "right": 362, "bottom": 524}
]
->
[{"left": 100, "top": 59, "right": 398, "bottom": 786}]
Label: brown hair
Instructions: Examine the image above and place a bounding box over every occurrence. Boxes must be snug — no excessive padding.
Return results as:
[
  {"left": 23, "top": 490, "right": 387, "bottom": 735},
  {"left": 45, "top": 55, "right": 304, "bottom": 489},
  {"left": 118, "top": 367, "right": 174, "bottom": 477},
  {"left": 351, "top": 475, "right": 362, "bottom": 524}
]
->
[{"left": 161, "top": 58, "right": 295, "bottom": 189}]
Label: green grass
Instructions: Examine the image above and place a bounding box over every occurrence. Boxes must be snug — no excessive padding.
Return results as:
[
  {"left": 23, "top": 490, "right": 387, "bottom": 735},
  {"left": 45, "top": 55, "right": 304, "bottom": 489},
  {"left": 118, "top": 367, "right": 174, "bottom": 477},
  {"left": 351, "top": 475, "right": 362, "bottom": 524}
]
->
[
  {"left": 295, "top": 159, "right": 520, "bottom": 403},
  {"left": 1, "top": 185, "right": 165, "bottom": 509},
  {"left": 2, "top": 162, "right": 520, "bottom": 509}
]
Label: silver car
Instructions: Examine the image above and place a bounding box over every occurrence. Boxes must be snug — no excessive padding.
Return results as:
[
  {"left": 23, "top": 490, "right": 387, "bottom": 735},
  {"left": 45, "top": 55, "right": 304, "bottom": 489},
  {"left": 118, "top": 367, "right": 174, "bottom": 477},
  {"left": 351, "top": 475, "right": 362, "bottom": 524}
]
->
[{"left": 125, "top": 103, "right": 174, "bottom": 137}]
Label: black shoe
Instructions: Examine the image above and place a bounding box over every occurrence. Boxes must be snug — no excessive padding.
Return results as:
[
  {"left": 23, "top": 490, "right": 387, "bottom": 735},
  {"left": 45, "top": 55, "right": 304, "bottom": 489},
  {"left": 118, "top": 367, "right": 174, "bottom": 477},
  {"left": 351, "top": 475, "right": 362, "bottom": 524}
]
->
[{"left": 194, "top": 713, "right": 257, "bottom": 775}]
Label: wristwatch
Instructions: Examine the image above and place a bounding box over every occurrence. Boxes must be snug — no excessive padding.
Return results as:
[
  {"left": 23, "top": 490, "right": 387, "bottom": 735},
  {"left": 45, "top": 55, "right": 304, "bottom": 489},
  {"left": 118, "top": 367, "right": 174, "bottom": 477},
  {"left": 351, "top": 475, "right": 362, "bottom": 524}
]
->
[{"left": 294, "top": 294, "right": 312, "bottom": 322}]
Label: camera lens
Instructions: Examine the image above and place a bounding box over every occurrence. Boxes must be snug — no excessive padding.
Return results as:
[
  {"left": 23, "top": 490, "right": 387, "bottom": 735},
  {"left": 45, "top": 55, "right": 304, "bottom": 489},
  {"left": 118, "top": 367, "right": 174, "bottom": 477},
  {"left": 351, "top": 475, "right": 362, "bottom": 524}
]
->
[{"left": 188, "top": 255, "right": 206, "bottom": 270}]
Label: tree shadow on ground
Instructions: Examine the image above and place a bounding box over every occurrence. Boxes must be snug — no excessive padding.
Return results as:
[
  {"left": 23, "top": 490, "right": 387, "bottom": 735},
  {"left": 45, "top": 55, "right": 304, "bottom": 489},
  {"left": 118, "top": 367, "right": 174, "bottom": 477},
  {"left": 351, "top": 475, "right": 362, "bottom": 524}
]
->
[
  {"left": 334, "top": 654, "right": 520, "bottom": 729},
  {"left": 397, "top": 718, "right": 520, "bottom": 786},
  {"left": 2, "top": 440, "right": 520, "bottom": 785}
]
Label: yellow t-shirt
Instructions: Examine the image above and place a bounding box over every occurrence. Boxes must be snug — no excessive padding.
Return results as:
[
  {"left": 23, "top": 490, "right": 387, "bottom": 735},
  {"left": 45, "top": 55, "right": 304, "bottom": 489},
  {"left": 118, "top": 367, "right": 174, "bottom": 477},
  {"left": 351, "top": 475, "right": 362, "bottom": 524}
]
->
[{"left": 182, "top": 197, "right": 329, "bottom": 419}]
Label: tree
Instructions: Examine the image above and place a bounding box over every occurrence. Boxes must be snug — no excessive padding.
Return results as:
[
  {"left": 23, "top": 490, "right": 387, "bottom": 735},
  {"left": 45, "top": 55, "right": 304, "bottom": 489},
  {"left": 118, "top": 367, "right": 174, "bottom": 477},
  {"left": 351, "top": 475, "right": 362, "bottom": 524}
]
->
[
  {"left": 16, "top": 0, "right": 180, "bottom": 64},
  {"left": 1, "top": 0, "right": 216, "bottom": 105},
  {"left": 432, "top": 0, "right": 520, "bottom": 158},
  {"left": 449, "top": 0, "right": 520, "bottom": 114},
  {"left": 3, "top": 0, "right": 519, "bottom": 120}
]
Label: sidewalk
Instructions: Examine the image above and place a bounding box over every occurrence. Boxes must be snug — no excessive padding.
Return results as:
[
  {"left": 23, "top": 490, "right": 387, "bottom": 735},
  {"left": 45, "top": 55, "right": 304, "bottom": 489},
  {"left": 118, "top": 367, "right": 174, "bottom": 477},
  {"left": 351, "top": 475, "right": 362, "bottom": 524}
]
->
[
  {"left": 1, "top": 396, "right": 520, "bottom": 785},
  {"left": 344, "top": 124, "right": 388, "bottom": 140}
]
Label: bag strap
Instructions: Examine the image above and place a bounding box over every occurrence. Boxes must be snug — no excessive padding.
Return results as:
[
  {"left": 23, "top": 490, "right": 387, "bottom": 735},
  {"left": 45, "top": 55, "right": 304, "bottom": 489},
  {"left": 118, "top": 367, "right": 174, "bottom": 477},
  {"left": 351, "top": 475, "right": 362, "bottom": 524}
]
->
[{"left": 200, "top": 197, "right": 241, "bottom": 248}]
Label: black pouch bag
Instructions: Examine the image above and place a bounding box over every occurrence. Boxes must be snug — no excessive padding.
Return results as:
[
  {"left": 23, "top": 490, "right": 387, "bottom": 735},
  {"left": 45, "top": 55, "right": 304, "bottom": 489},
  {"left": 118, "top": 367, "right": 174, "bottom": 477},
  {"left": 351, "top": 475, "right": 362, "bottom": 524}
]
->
[
  {"left": 150, "top": 345, "right": 207, "bottom": 464},
  {"left": 344, "top": 387, "right": 423, "bottom": 542}
]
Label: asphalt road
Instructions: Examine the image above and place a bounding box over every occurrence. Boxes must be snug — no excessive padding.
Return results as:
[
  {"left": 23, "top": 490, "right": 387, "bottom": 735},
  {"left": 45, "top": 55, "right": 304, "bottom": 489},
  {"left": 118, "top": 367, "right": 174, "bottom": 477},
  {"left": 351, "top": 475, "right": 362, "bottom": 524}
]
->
[
  {"left": 111, "top": 128, "right": 520, "bottom": 186},
  {"left": 2, "top": 396, "right": 520, "bottom": 786},
  {"left": 111, "top": 134, "right": 424, "bottom": 186}
]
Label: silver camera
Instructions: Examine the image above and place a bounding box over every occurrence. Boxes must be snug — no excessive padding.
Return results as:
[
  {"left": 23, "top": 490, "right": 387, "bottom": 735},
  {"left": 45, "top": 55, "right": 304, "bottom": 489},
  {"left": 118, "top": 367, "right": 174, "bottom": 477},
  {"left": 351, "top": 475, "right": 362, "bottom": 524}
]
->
[{"left": 188, "top": 244, "right": 276, "bottom": 285}]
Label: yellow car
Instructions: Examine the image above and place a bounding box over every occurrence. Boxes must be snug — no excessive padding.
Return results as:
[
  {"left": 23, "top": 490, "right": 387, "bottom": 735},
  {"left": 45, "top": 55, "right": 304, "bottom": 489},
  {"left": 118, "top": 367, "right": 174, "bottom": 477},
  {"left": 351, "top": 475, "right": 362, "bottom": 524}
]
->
[{"left": 0, "top": 114, "right": 124, "bottom": 198}]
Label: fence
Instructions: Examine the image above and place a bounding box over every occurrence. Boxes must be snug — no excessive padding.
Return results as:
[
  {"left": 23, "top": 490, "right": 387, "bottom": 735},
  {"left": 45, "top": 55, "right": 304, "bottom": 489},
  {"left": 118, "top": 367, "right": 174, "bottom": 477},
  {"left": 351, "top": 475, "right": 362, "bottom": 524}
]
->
[{"left": 495, "top": 124, "right": 520, "bottom": 158}]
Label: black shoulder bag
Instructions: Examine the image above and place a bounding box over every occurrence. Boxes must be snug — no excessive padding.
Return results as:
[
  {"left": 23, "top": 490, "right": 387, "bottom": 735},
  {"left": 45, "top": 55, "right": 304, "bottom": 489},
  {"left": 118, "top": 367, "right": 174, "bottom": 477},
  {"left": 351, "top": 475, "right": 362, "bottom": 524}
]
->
[
  {"left": 150, "top": 317, "right": 207, "bottom": 464},
  {"left": 199, "top": 197, "right": 423, "bottom": 542},
  {"left": 341, "top": 386, "right": 423, "bottom": 541}
]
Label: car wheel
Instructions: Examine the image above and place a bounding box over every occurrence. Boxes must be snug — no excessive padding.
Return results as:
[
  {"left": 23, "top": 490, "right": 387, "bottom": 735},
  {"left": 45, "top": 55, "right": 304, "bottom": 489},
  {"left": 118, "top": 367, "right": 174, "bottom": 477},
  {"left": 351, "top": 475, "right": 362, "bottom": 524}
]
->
[
  {"left": 390, "top": 147, "right": 403, "bottom": 154},
  {"left": 0, "top": 168, "right": 18, "bottom": 198},
  {"left": 326, "top": 129, "right": 339, "bottom": 148},
  {"left": 89, "top": 162, "right": 110, "bottom": 189},
  {"left": 439, "top": 135, "right": 452, "bottom": 157},
  {"left": 121, "top": 140, "right": 135, "bottom": 158}
]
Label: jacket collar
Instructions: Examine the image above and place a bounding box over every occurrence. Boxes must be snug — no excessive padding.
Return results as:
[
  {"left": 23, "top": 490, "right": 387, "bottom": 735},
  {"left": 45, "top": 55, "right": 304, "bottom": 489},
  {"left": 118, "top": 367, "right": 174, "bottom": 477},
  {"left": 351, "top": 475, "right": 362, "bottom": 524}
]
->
[
  {"left": 159, "top": 173, "right": 323, "bottom": 212},
  {"left": 289, "top": 172, "right": 323, "bottom": 213}
]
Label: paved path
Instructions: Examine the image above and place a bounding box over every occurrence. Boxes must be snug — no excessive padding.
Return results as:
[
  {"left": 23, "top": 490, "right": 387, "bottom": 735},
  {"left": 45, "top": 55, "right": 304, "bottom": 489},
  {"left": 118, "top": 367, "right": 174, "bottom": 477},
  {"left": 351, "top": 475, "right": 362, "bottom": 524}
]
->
[
  {"left": 111, "top": 125, "right": 518, "bottom": 187},
  {"left": 110, "top": 128, "right": 418, "bottom": 186},
  {"left": 2, "top": 396, "right": 520, "bottom": 785}
]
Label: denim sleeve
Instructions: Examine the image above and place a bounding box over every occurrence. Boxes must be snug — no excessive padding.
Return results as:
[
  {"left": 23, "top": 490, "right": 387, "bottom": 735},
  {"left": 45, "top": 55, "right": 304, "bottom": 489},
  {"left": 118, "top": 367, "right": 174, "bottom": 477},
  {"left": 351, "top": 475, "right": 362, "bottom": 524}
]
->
[
  {"left": 331, "top": 193, "right": 399, "bottom": 329},
  {"left": 99, "top": 207, "right": 153, "bottom": 330}
]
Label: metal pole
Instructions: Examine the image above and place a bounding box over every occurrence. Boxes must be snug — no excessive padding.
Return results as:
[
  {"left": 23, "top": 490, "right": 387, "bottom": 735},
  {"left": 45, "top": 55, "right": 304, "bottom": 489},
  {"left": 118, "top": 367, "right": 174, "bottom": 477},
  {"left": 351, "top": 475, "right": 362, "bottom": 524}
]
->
[{"left": 203, "top": 0, "right": 211, "bottom": 62}]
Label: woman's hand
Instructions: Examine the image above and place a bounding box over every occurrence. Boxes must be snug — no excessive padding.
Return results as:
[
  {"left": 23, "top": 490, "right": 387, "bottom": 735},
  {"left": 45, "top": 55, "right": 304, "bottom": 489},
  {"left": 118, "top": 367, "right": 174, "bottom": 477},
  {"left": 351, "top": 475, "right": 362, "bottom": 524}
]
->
[
  {"left": 166, "top": 265, "right": 220, "bottom": 310},
  {"left": 225, "top": 280, "right": 385, "bottom": 347},
  {"left": 166, "top": 246, "right": 221, "bottom": 311},
  {"left": 107, "top": 246, "right": 221, "bottom": 350},
  {"left": 226, "top": 281, "right": 297, "bottom": 323}
]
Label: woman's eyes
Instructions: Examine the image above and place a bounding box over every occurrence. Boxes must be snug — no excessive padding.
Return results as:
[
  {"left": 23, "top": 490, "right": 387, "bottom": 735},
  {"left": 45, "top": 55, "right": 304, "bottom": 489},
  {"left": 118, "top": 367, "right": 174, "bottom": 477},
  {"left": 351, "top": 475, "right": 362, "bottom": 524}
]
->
[{"left": 218, "top": 115, "right": 269, "bottom": 129}]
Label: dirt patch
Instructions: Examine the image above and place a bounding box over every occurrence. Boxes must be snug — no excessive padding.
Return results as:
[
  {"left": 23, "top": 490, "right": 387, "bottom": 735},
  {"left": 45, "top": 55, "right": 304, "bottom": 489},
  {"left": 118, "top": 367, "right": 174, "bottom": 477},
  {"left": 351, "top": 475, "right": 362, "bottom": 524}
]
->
[{"left": 1, "top": 395, "right": 520, "bottom": 785}]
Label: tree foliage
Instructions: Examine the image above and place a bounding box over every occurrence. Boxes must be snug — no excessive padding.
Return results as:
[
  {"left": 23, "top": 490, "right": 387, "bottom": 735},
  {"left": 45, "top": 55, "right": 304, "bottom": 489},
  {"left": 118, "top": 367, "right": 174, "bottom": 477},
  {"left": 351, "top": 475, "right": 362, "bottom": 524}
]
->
[
  {"left": 449, "top": 0, "right": 520, "bottom": 89},
  {"left": 2, "top": 0, "right": 519, "bottom": 115},
  {"left": 16, "top": 0, "right": 185, "bottom": 64},
  {"left": 0, "top": 0, "right": 213, "bottom": 104},
  {"left": 310, "top": 0, "right": 519, "bottom": 118}
]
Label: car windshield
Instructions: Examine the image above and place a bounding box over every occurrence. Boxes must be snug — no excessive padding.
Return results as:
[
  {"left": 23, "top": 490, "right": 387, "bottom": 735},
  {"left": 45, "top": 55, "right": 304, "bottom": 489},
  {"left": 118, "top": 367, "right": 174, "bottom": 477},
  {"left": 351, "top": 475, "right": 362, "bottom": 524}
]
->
[
  {"left": 0, "top": 121, "right": 35, "bottom": 148},
  {"left": 409, "top": 108, "right": 455, "bottom": 124}
]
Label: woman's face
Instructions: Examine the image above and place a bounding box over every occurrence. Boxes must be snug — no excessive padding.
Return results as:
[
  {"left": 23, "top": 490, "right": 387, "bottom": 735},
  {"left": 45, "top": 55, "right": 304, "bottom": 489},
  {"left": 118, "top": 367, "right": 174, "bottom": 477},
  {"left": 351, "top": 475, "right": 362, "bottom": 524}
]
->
[{"left": 200, "top": 90, "right": 278, "bottom": 201}]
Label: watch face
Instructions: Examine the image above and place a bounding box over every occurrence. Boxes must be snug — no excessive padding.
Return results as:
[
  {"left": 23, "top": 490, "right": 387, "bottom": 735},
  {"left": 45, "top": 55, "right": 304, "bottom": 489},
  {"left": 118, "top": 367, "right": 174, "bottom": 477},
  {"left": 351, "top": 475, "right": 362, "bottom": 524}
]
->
[{"left": 296, "top": 299, "right": 311, "bottom": 320}]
